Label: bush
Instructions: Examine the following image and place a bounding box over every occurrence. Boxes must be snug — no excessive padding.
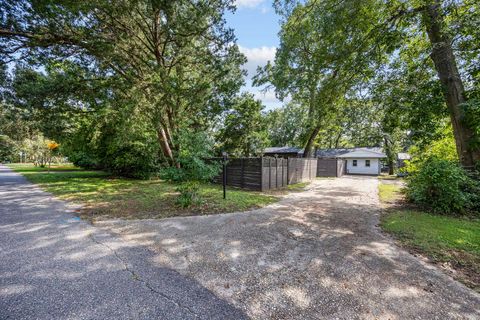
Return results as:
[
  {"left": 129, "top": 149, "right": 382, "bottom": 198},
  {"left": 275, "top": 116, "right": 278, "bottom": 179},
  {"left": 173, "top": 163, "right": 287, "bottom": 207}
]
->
[
  {"left": 405, "top": 157, "right": 479, "bottom": 215},
  {"left": 160, "top": 131, "right": 220, "bottom": 207},
  {"left": 104, "top": 141, "right": 160, "bottom": 179},
  {"left": 175, "top": 181, "right": 200, "bottom": 208},
  {"left": 68, "top": 151, "right": 100, "bottom": 169},
  {"left": 160, "top": 131, "right": 221, "bottom": 183}
]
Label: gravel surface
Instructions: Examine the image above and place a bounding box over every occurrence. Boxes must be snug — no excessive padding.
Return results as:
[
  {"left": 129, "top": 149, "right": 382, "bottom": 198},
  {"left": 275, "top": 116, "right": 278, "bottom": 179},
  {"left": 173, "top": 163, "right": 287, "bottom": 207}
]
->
[
  {"left": 97, "top": 176, "right": 480, "bottom": 320},
  {"left": 0, "top": 165, "right": 246, "bottom": 320}
]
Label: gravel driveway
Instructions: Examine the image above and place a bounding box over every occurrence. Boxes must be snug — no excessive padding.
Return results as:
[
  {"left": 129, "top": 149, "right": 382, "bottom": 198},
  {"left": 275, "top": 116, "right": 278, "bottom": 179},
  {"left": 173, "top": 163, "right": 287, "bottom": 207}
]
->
[{"left": 98, "top": 176, "right": 480, "bottom": 319}]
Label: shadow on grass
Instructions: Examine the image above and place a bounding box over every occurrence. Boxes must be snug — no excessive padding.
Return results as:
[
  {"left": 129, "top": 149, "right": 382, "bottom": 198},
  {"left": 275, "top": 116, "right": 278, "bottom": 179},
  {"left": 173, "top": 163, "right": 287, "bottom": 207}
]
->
[{"left": 11, "top": 166, "right": 278, "bottom": 221}]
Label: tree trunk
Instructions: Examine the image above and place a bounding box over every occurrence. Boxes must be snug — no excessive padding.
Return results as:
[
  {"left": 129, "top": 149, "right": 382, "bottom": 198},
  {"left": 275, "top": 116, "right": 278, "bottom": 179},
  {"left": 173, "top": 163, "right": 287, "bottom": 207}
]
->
[
  {"left": 334, "top": 131, "right": 342, "bottom": 149},
  {"left": 384, "top": 135, "right": 395, "bottom": 175},
  {"left": 156, "top": 126, "right": 175, "bottom": 166},
  {"left": 303, "top": 125, "right": 320, "bottom": 158},
  {"left": 423, "top": 1, "right": 480, "bottom": 168}
]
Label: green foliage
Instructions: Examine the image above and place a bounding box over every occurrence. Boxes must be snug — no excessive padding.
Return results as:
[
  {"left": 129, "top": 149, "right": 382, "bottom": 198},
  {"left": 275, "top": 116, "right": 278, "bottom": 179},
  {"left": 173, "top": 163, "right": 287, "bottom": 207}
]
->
[
  {"left": 0, "top": 135, "right": 15, "bottom": 162},
  {"left": 463, "top": 98, "right": 480, "bottom": 150},
  {"left": 103, "top": 141, "right": 160, "bottom": 179},
  {"left": 264, "top": 102, "right": 307, "bottom": 147},
  {"left": 1, "top": 0, "right": 245, "bottom": 168},
  {"left": 217, "top": 93, "right": 269, "bottom": 156},
  {"left": 404, "top": 125, "right": 458, "bottom": 174},
  {"left": 161, "top": 131, "right": 220, "bottom": 183},
  {"left": 68, "top": 151, "right": 99, "bottom": 170},
  {"left": 405, "top": 157, "right": 479, "bottom": 215},
  {"left": 175, "top": 181, "right": 201, "bottom": 208}
]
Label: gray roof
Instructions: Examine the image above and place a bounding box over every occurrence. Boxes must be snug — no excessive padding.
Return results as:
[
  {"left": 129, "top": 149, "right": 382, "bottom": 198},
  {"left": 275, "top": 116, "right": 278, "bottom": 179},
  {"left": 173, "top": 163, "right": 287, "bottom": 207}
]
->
[
  {"left": 315, "top": 147, "right": 384, "bottom": 158},
  {"left": 264, "top": 146, "right": 385, "bottom": 158},
  {"left": 263, "top": 147, "right": 302, "bottom": 154}
]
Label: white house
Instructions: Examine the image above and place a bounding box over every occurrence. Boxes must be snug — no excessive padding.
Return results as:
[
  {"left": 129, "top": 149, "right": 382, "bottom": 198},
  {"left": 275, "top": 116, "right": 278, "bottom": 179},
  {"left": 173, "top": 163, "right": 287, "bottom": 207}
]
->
[
  {"left": 315, "top": 147, "right": 387, "bottom": 176},
  {"left": 339, "top": 149, "right": 386, "bottom": 175}
]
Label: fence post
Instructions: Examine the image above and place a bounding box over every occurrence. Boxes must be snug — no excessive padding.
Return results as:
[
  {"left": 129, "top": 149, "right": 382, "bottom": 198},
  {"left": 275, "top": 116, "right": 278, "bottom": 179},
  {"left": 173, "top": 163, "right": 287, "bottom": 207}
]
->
[
  {"left": 260, "top": 157, "right": 264, "bottom": 191},
  {"left": 275, "top": 157, "right": 278, "bottom": 189},
  {"left": 287, "top": 158, "right": 290, "bottom": 185},
  {"left": 241, "top": 158, "right": 245, "bottom": 188},
  {"left": 222, "top": 152, "right": 228, "bottom": 199},
  {"left": 269, "top": 157, "right": 272, "bottom": 190}
]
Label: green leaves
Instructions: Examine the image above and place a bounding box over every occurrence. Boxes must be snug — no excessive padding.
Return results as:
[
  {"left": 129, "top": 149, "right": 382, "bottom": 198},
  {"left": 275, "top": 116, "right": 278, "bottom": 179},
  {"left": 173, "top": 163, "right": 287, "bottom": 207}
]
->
[
  {"left": 1, "top": 0, "right": 246, "bottom": 170},
  {"left": 405, "top": 156, "right": 478, "bottom": 215},
  {"left": 217, "top": 93, "right": 268, "bottom": 157}
]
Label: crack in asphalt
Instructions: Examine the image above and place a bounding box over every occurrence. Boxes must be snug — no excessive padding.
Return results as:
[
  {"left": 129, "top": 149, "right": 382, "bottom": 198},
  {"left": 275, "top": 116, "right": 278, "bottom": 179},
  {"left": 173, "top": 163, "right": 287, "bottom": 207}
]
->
[{"left": 88, "top": 234, "right": 200, "bottom": 319}]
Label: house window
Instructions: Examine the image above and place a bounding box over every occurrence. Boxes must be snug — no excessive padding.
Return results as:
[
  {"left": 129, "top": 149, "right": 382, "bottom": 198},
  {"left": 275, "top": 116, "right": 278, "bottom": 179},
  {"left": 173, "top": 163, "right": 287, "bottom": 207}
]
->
[
  {"left": 352, "top": 160, "right": 357, "bottom": 167},
  {"left": 365, "top": 160, "right": 370, "bottom": 167}
]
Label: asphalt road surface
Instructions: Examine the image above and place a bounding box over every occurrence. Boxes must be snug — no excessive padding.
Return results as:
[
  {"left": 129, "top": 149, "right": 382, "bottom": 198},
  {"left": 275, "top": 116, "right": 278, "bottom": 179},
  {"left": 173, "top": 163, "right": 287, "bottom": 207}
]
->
[{"left": 0, "top": 165, "right": 246, "bottom": 320}]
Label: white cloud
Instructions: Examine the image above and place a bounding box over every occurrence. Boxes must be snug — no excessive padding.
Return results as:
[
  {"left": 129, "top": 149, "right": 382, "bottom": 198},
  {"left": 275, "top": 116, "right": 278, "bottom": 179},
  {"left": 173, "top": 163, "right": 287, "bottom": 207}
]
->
[
  {"left": 239, "top": 45, "right": 276, "bottom": 78},
  {"left": 243, "top": 79, "right": 286, "bottom": 110},
  {"left": 237, "top": 46, "right": 282, "bottom": 109},
  {"left": 235, "top": 0, "right": 265, "bottom": 8}
]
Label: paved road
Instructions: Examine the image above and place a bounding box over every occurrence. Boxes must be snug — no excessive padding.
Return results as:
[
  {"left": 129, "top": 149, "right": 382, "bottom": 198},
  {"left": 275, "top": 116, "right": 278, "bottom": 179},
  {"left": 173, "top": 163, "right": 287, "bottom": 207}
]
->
[
  {"left": 99, "top": 177, "right": 480, "bottom": 319},
  {"left": 0, "top": 165, "right": 246, "bottom": 320}
]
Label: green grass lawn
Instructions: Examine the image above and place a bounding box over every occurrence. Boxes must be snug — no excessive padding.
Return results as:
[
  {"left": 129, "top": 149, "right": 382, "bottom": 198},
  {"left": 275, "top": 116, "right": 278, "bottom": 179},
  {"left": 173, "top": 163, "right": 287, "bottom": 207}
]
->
[
  {"left": 378, "top": 183, "right": 404, "bottom": 203},
  {"left": 381, "top": 210, "right": 480, "bottom": 290},
  {"left": 287, "top": 181, "right": 311, "bottom": 191},
  {"left": 378, "top": 179, "right": 480, "bottom": 290},
  {"left": 7, "top": 163, "right": 278, "bottom": 220},
  {"left": 7, "top": 163, "right": 82, "bottom": 172}
]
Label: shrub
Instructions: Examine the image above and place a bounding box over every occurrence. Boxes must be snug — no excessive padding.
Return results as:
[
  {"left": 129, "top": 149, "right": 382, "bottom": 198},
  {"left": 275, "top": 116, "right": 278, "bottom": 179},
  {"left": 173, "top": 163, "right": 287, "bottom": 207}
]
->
[
  {"left": 161, "top": 131, "right": 220, "bottom": 207},
  {"left": 67, "top": 151, "right": 100, "bottom": 169},
  {"left": 175, "top": 181, "right": 200, "bottom": 208},
  {"left": 161, "top": 131, "right": 221, "bottom": 183},
  {"left": 405, "top": 157, "right": 479, "bottom": 215},
  {"left": 104, "top": 141, "right": 160, "bottom": 179}
]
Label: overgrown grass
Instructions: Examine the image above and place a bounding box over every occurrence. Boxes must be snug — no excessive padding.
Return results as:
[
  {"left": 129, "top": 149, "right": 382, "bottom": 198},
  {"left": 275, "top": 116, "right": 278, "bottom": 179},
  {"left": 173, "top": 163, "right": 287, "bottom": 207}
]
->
[
  {"left": 7, "top": 163, "right": 278, "bottom": 220},
  {"left": 381, "top": 210, "right": 480, "bottom": 290},
  {"left": 378, "top": 183, "right": 403, "bottom": 203}
]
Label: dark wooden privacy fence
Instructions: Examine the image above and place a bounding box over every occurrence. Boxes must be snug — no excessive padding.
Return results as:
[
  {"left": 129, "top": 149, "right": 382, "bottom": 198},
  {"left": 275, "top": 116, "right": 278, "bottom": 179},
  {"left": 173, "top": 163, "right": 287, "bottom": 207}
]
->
[
  {"left": 212, "top": 157, "right": 317, "bottom": 191},
  {"left": 286, "top": 158, "right": 317, "bottom": 184},
  {"left": 316, "top": 159, "right": 345, "bottom": 177}
]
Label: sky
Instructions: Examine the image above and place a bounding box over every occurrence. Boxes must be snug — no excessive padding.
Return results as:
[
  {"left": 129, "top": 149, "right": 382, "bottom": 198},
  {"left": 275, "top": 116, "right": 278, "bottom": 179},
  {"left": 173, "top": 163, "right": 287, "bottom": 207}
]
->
[{"left": 225, "top": 0, "right": 282, "bottom": 109}]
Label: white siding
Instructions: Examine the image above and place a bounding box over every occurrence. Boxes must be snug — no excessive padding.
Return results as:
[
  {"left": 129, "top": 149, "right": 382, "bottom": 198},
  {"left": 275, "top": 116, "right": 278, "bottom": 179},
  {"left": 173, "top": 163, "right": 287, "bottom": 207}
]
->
[{"left": 345, "top": 158, "right": 380, "bottom": 175}]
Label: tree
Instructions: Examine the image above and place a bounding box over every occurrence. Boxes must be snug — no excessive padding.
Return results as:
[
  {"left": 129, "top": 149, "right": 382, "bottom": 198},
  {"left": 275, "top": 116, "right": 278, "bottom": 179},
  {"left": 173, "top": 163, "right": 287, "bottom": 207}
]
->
[
  {"left": 0, "top": 135, "right": 15, "bottom": 162},
  {"left": 1, "top": 0, "right": 245, "bottom": 167},
  {"left": 264, "top": 101, "right": 308, "bottom": 147},
  {"left": 217, "top": 93, "right": 269, "bottom": 157},
  {"left": 271, "top": 0, "right": 480, "bottom": 167},
  {"left": 256, "top": 0, "right": 397, "bottom": 157}
]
